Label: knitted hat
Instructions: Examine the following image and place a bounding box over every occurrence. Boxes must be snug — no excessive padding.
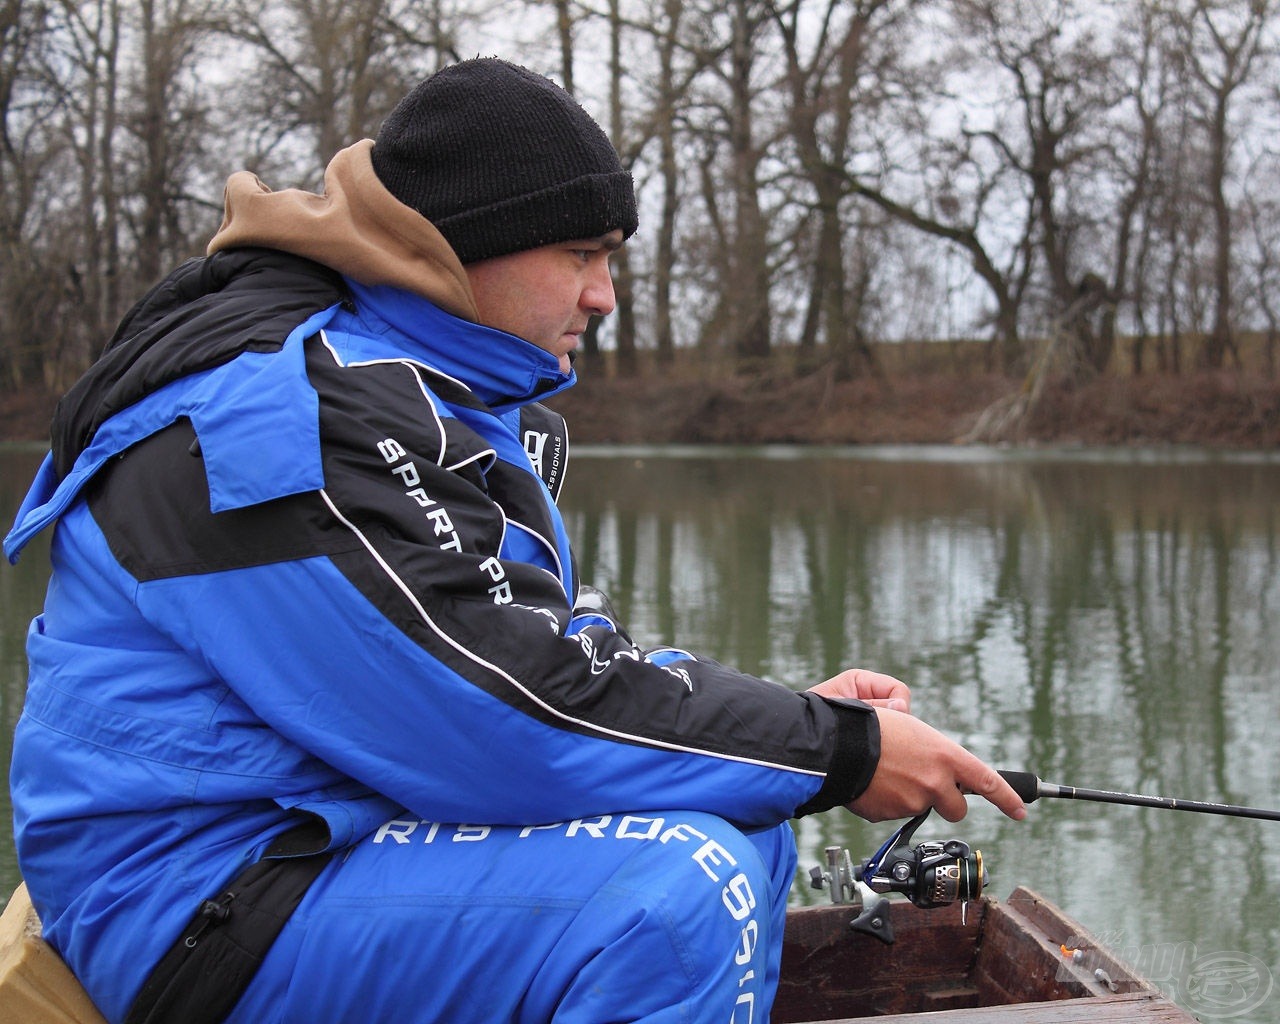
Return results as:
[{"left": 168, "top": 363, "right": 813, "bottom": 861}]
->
[{"left": 371, "top": 58, "right": 638, "bottom": 264}]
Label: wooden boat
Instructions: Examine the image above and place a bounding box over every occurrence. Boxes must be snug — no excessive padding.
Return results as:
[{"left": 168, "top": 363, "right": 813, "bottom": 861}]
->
[
  {"left": 774, "top": 886, "right": 1198, "bottom": 1023},
  {"left": 0, "top": 881, "right": 1197, "bottom": 1023}
]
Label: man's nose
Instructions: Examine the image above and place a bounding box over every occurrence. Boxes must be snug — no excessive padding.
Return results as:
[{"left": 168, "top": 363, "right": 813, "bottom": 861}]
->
[{"left": 583, "top": 259, "right": 616, "bottom": 317}]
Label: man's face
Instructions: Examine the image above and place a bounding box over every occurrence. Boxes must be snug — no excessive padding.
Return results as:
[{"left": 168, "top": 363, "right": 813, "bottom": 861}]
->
[{"left": 465, "top": 231, "right": 624, "bottom": 372}]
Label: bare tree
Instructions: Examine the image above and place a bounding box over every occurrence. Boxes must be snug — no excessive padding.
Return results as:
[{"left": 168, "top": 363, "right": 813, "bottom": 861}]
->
[
  {"left": 689, "top": 0, "right": 776, "bottom": 371},
  {"left": 771, "top": 0, "right": 914, "bottom": 379},
  {"left": 550, "top": 0, "right": 576, "bottom": 95},
  {"left": 725, "top": 0, "right": 773, "bottom": 368},
  {"left": 1168, "top": 0, "right": 1275, "bottom": 369},
  {"left": 125, "top": 0, "right": 222, "bottom": 283},
  {"left": 601, "top": 0, "right": 639, "bottom": 375},
  {"left": 535, "top": 0, "right": 639, "bottom": 375},
  {"left": 951, "top": 0, "right": 1133, "bottom": 379},
  {"left": 580, "top": 0, "right": 715, "bottom": 371},
  {"left": 6, "top": 0, "right": 1280, "bottom": 399},
  {"left": 1112, "top": 0, "right": 1177, "bottom": 375},
  {"left": 222, "top": 0, "right": 462, "bottom": 179},
  {"left": 0, "top": 0, "right": 58, "bottom": 389},
  {"left": 1240, "top": 152, "right": 1280, "bottom": 376},
  {"left": 649, "top": 0, "right": 687, "bottom": 367},
  {"left": 815, "top": 2, "right": 1034, "bottom": 375},
  {"left": 34, "top": 0, "right": 126, "bottom": 385}
]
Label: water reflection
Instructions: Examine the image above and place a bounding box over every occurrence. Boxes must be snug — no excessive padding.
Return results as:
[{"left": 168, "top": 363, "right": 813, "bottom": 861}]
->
[
  {"left": 1, "top": 444, "right": 50, "bottom": 891},
  {"left": 561, "top": 446, "right": 1280, "bottom": 1021},
  {"left": 2, "top": 444, "right": 1278, "bottom": 1020}
]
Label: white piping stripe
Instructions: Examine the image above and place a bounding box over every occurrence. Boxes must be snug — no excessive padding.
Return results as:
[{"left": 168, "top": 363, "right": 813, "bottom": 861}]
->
[
  {"left": 445, "top": 449, "right": 496, "bottom": 474},
  {"left": 317, "top": 331, "right": 451, "bottom": 464},
  {"left": 317, "top": 488, "right": 821, "bottom": 777}
]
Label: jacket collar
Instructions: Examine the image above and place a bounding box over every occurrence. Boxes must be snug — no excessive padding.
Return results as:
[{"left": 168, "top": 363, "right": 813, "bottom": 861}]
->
[{"left": 341, "top": 278, "right": 575, "bottom": 411}]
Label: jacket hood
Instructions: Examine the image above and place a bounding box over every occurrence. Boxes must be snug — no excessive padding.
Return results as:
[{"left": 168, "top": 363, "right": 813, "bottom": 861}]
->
[
  {"left": 48, "top": 249, "right": 346, "bottom": 481},
  {"left": 208, "top": 140, "right": 480, "bottom": 324}
]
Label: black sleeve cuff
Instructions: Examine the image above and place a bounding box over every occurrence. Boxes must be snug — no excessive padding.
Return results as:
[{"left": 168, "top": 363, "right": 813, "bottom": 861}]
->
[{"left": 793, "top": 696, "right": 881, "bottom": 817}]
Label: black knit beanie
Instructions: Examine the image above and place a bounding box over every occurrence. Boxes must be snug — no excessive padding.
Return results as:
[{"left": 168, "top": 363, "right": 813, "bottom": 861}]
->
[{"left": 371, "top": 58, "right": 638, "bottom": 264}]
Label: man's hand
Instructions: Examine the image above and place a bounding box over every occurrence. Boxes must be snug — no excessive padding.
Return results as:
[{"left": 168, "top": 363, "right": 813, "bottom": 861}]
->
[
  {"left": 847, "top": 706, "right": 1026, "bottom": 823},
  {"left": 807, "top": 668, "right": 912, "bottom": 713}
]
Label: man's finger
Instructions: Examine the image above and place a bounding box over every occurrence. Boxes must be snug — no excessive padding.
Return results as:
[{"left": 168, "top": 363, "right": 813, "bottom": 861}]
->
[
  {"left": 933, "top": 784, "right": 970, "bottom": 823},
  {"left": 963, "top": 764, "right": 1026, "bottom": 820}
]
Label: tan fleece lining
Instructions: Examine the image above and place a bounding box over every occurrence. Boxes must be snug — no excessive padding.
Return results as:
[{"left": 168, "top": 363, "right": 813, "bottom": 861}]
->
[{"left": 207, "top": 140, "right": 480, "bottom": 323}]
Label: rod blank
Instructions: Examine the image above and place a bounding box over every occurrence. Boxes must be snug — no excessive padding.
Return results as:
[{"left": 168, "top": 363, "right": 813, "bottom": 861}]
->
[{"left": 998, "top": 769, "right": 1280, "bottom": 822}]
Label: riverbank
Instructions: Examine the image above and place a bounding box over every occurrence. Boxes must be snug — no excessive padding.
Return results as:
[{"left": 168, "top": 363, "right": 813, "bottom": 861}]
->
[
  {"left": 4, "top": 370, "right": 1280, "bottom": 448},
  {"left": 548, "top": 369, "right": 1280, "bottom": 449}
]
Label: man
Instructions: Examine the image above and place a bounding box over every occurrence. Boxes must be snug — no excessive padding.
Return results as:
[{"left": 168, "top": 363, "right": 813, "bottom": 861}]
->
[{"left": 5, "top": 57, "right": 1023, "bottom": 1023}]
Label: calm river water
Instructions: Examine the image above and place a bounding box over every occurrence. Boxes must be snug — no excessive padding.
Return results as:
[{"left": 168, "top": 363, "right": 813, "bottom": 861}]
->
[{"left": 3, "top": 442, "right": 1279, "bottom": 1021}]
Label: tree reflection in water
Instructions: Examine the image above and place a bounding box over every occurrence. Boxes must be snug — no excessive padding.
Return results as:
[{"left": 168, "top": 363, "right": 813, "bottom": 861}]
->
[{"left": 563, "top": 447, "right": 1280, "bottom": 1022}]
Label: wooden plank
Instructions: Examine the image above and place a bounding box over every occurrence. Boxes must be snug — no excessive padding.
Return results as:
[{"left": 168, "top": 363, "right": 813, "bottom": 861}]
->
[
  {"left": 774, "top": 899, "right": 989, "bottom": 1020},
  {"left": 786, "top": 992, "right": 1199, "bottom": 1024},
  {"left": 0, "top": 884, "right": 106, "bottom": 1024},
  {"left": 975, "top": 894, "right": 1109, "bottom": 1004}
]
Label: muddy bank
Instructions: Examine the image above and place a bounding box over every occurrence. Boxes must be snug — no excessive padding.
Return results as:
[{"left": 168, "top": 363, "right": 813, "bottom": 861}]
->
[
  {"left": 549, "top": 370, "right": 1280, "bottom": 449},
  {"left": 4, "top": 370, "right": 1280, "bottom": 449}
]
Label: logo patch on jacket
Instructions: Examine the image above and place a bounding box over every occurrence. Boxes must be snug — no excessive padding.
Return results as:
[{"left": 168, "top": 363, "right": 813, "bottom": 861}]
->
[{"left": 520, "top": 405, "right": 568, "bottom": 499}]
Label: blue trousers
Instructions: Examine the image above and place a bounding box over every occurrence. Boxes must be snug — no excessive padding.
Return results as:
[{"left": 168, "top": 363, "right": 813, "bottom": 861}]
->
[{"left": 226, "top": 812, "right": 797, "bottom": 1023}]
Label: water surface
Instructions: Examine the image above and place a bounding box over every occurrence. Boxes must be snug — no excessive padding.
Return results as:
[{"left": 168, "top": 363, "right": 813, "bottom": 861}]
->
[{"left": 3, "top": 443, "right": 1278, "bottom": 1021}]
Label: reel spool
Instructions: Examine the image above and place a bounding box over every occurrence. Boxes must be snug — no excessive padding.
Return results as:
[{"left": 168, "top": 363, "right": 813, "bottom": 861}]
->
[{"left": 865, "top": 835, "right": 984, "bottom": 909}]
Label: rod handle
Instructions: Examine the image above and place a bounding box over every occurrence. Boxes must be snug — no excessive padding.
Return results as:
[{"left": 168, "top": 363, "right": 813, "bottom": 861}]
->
[{"left": 997, "top": 769, "right": 1041, "bottom": 804}]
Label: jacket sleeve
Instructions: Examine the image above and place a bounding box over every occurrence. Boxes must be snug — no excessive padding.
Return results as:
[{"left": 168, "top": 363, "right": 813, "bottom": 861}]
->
[{"left": 93, "top": 351, "right": 879, "bottom": 831}]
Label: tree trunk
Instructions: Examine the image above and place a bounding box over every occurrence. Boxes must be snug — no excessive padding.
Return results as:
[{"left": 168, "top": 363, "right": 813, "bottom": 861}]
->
[
  {"left": 726, "top": 0, "right": 770, "bottom": 370},
  {"left": 606, "top": 0, "right": 637, "bottom": 376}
]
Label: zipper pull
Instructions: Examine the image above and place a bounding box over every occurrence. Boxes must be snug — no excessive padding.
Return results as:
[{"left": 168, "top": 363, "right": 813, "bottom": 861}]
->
[{"left": 183, "top": 891, "right": 235, "bottom": 948}]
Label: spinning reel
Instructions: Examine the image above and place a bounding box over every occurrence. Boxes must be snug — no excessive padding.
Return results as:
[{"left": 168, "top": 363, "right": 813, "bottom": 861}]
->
[{"left": 808, "top": 810, "right": 986, "bottom": 945}]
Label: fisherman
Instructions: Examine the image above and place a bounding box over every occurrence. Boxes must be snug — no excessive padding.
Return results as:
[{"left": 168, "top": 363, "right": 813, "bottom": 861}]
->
[{"left": 4, "top": 57, "right": 1024, "bottom": 1023}]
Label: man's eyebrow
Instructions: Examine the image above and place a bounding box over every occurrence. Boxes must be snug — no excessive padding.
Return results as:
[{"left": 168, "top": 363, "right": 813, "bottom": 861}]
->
[{"left": 565, "top": 232, "right": 625, "bottom": 252}]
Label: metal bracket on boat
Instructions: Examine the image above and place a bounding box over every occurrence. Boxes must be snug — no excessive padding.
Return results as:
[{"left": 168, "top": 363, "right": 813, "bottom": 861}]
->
[{"left": 808, "top": 846, "right": 896, "bottom": 944}]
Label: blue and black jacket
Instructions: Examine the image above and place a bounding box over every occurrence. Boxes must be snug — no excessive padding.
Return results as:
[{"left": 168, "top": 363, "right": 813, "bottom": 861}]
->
[{"left": 5, "top": 157, "right": 877, "bottom": 1021}]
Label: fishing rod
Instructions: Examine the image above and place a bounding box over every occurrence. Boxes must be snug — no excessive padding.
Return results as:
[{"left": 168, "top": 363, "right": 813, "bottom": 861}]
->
[
  {"left": 998, "top": 769, "right": 1280, "bottom": 822},
  {"left": 808, "top": 769, "right": 1280, "bottom": 945}
]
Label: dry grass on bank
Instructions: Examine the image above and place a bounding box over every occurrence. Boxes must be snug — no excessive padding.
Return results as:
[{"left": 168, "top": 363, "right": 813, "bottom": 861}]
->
[
  {"left": 550, "top": 367, "right": 1280, "bottom": 449},
  {"left": 0, "top": 388, "right": 59, "bottom": 445}
]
